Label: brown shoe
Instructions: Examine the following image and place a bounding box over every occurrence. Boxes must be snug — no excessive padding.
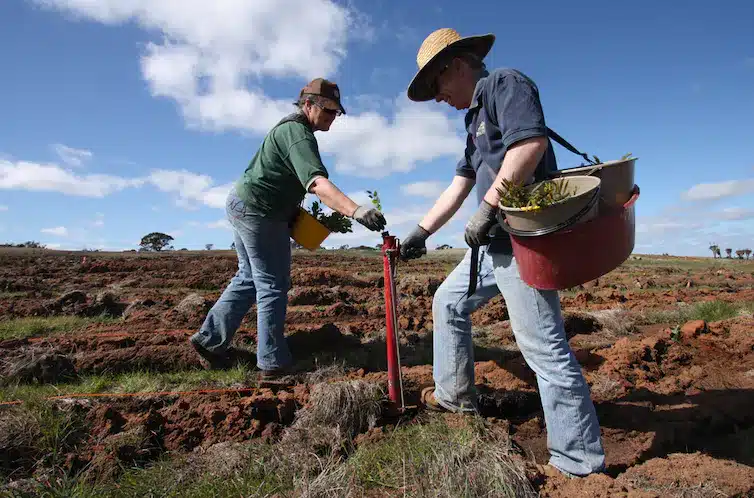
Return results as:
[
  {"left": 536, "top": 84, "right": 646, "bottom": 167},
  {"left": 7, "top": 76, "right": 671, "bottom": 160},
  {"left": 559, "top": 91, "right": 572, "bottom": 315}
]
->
[
  {"left": 258, "top": 367, "right": 295, "bottom": 387},
  {"left": 420, "top": 386, "right": 449, "bottom": 412},
  {"left": 189, "top": 337, "right": 232, "bottom": 370}
]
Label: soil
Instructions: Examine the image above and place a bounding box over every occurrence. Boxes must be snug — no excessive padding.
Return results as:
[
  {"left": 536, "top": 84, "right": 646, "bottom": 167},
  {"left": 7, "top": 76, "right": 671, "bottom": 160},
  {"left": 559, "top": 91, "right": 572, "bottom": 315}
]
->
[{"left": 1, "top": 248, "right": 753, "bottom": 495}]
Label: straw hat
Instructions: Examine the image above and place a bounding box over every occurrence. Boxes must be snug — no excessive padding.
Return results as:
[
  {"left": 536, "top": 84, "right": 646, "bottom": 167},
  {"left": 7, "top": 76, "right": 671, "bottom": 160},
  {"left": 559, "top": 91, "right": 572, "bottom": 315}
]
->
[{"left": 407, "top": 28, "right": 495, "bottom": 102}]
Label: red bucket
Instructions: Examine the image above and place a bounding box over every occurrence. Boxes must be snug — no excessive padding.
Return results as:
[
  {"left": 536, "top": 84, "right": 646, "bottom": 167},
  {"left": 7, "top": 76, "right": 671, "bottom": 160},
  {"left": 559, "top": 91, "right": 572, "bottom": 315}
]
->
[{"left": 508, "top": 185, "right": 640, "bottom": 290}]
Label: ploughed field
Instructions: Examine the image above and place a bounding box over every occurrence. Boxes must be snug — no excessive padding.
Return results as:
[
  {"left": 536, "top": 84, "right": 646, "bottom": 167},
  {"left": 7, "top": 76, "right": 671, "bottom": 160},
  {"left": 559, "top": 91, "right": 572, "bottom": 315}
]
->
[{"left": 1, "top": 247, "right": 753, "bottom": 497}]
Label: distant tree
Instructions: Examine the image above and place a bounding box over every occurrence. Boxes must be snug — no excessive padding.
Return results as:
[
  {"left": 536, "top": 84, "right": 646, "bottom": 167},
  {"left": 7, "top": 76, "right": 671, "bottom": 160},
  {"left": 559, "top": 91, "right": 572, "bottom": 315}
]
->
[
  {"left": 436, "top": 244, "right": 453, "bottom": 250},
  {"left": 230, "top": 241, "right": 236, "bottom": 250},
  {"left": 205, "top": 243, "right": 214, "bottom": 251},
  {"left": 745, "top": 249, "right": 752, "bottom": 260},
  {"left": 735, "top": 249, "right": 745, "bottom": 259},
  {"left": 2, "top": 241, "right": 46, "bottom": 249},
  {"left": 291, "top": 240, "right": 303, "bottom": 250},
  {"left": 709, "top": 244, "right": 720, "bottom": 258},
  {"left": 725, "top": 248, "right": 732, "bottom": 258},
  {"left": 140, "top": 232, "right": 174, "bottom": 252},
  {"left": 339, "top": 244, "right": 350, "bottom": 250},
  {"left": 180, "top": 248, "right": 188, "bottom": 251}
]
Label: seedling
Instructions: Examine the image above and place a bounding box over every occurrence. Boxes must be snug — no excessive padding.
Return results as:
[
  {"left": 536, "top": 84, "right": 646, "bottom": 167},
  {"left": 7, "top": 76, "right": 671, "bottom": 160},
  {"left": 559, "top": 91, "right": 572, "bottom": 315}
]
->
[
  {"left": 366, "top": 190, "right": 382, "bottom": 212},
  {"left": 496, "top": 178, "right": 574, "bottom": 210},
  {"left": 670, "top": 325, "right": 681, "bottom": 342}
]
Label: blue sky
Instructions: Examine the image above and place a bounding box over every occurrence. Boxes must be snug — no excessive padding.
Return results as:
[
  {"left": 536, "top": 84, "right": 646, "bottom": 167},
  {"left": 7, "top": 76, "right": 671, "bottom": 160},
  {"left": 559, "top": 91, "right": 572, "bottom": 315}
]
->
[{"left": 1, "top": 0, "right": 753, "bottom": 256}]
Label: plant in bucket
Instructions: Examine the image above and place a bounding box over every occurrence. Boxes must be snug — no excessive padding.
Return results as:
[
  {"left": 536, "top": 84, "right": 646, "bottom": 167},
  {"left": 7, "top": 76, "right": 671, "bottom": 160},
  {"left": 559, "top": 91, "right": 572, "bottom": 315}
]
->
[
  {"left": 496, "top": 175, "right": 602, "bottom": 236},
  {"left": 291, "top": 200, "right": 353, "bottom": 251}
]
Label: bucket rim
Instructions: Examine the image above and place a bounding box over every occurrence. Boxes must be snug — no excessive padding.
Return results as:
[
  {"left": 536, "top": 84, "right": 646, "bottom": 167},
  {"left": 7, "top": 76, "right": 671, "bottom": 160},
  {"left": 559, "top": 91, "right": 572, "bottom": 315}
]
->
[
  {"left": 498, "top": 175, "right": 601, "bottom": 213},
  {"left": 550, "top": 157, "right": 638, "bottom": 177}
]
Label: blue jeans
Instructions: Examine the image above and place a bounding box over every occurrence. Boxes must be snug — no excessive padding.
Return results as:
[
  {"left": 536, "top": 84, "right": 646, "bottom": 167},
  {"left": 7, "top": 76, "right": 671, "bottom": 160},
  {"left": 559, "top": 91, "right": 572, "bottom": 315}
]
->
[
  {"left": 432, "top": 247, "right": 605, "bottom": 476},
  {"left": 190, "top": 190, "right": 293, "bottom": 371}
]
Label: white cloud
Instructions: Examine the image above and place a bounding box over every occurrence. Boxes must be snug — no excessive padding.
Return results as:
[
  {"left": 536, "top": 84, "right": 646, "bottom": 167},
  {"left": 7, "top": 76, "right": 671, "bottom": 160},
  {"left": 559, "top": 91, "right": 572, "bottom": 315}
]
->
[
  {"left": 52, "top": 143, "right": 93, "bottom": 167},
  {"left": 383, "top": 206, "right": 430, "bottom": 227},
  {"left": 207, "top": 219, "right": 231, "bottom": 230},
  {"left": 41, "top": 226, "right": 68, "bottom": 236},
  {"left": 401, "top": 181, "right": 445, "bottom": 198},
  {"left": 146, "top": 169, "right": 231, "bottom": 209},
  {"left": 36, "top": 0, "right": 464, "bottom": 178},
  {"left": 0, "top": 160, "right": 143, "bottom": 197},
  {"left": 681, "top": 179, "right": 754, "bottom": 202},
  {"left": 317, "top": 99, "right": 464, "bottom": 178},
  {"left": 714, "top": 207, "right": 754, "bottom": 221}
]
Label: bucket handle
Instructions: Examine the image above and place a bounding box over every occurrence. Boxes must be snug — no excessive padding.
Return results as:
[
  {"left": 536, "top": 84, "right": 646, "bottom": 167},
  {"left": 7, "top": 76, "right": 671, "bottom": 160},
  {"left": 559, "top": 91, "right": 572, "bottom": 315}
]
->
[
  {"left": 624, "top": 185, "right": 640, "bottom": 209},
  {"left": 496, "top": 184, "right": 601, "bottom": 237}
]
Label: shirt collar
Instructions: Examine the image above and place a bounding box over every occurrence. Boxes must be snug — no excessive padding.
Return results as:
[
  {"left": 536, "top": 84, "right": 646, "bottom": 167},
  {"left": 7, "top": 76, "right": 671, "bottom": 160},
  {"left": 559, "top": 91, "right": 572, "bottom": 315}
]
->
[{"left": 468, "top": 69, "right": 490, "bottom": 110}]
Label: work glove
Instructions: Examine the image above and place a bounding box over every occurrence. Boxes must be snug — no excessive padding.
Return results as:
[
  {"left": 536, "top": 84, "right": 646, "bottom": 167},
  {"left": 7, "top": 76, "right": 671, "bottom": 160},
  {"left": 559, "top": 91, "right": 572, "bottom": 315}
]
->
[
  {"left": 464, "top": 200, "right": 498, "bottom": 248},
  {"left": 400, "top": 225, "right": 430, "bottom": 261},
  {"left": 352, "top": 205, "right": 387, "bottom": 232}
]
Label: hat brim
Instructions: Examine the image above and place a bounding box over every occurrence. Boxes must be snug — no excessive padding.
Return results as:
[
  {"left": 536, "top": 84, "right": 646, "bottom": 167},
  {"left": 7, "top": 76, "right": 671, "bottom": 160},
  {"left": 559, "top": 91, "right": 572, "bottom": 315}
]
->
[{"left": 407, "top": 34, "right": 495, "bottom": 102}]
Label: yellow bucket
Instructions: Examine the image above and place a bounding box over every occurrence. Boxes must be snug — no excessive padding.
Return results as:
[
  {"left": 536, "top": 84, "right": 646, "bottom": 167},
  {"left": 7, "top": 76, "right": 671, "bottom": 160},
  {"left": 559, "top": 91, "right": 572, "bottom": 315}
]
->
[{"left": 291, "top": 207, "right": 330, "bottom": 250}]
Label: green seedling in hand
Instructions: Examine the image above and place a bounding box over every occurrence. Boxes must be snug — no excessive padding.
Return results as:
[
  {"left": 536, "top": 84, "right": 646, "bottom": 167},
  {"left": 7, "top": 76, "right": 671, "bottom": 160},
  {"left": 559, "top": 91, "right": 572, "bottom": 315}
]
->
[{"left": 366, "top": 190, "right": 382, "bottom": 212}]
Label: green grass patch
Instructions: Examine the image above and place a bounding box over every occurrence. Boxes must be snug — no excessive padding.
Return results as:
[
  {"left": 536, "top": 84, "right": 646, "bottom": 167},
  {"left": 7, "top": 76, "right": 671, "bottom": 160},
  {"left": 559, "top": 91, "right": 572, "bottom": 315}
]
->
[
  {"left": 0, "top": 398, "right": 89, "bottom": 482},
  {"left": 0, "top": 315, "right": 117, "bottom": 341},
  {"left": 622, "top": 255, "right": 754, "bottom": 272},
  {"left": 0, "top": 291, "right": 28, "bottom": 299},
  {"left": 635, "top": 299, "right": 753, "bottom": 326},
  {"left": 0, "top": 365, "right": 251, "bottom": 403}
]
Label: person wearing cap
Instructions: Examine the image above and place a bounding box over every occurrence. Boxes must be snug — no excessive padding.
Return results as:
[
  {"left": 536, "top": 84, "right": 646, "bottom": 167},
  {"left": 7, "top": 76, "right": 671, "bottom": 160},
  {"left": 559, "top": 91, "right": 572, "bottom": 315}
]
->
[
  {"left": 398, "top": 28, "right": 605, "bottom": 477},
  {"left": 189, "top": 78, "right": 386, "bottom": 380}
]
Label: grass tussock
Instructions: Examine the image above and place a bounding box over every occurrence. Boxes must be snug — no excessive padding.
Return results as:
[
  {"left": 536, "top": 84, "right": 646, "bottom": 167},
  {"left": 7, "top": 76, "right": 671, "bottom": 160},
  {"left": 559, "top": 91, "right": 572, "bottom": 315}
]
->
[
  {"left": 0, "top": 399, "right": 88, "bottom": 483},
  {"left": 291, "top": 380, "right": 384, "bottom": 440},
  {"left": 586, "top": 309, "right": 638, "bottom": 336},
  {"left": 347, "top": 415, "right": 536, "bottom": 498},
  {"left": 0, "top": 315, "right": 116, "bottom": 341}
]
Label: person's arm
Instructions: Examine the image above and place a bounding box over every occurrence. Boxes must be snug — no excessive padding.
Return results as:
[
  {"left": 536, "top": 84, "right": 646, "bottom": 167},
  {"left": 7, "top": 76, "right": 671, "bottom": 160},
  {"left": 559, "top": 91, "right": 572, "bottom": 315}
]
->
[
  {"left": 308, "top": 176, "right": 358, "bottom": 217},
  {"left": 284, "top": 129, "right": 386, "bottom": 231},
  {"left": 481, "top": 136, "right": 548, "bottom": 207},
  {"left": 418, "top": 175, "right": 475, "bottom": 233},
  {"left": 400, "top": 150, "right": 476, "bottom": 260}
]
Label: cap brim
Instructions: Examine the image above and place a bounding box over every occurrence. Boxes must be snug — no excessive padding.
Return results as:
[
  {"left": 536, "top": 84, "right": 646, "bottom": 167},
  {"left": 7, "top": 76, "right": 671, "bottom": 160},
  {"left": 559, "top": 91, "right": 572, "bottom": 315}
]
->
[{"left": 407, "top": 34, "right": 495, "bottom": 102}]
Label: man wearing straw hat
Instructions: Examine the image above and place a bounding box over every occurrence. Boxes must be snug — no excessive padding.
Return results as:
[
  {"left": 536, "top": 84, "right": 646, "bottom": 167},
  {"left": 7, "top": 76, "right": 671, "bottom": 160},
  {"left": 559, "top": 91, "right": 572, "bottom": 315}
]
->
[
  {"left": 398, "top": 28, "right": 605, "bottom": 477},
  {"left": 189, "top": 78, "right": 386, "bottom": 381}
]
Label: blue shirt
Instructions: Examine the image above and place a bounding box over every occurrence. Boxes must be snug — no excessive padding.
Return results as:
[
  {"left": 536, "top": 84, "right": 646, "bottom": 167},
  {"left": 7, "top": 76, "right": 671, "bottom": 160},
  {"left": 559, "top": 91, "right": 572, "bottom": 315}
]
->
[{"left": 455, "top": 68, "right": 558, "bottom": 254}]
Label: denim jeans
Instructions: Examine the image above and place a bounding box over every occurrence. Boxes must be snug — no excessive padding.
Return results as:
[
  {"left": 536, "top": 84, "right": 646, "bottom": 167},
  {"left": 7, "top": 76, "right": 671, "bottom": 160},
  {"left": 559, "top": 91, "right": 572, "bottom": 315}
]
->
[
  {"left": 431, "top": 246, "right": 605, "bottom": 476},
  {"left": 189, "top": 189, "right": 293, "bottom": 371}
]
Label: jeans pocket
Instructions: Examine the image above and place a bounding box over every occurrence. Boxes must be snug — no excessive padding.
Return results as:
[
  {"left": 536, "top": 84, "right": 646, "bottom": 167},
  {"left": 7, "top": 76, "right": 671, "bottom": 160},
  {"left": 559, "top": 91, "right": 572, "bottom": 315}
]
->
[{"left": 226, "top": 193, "right": 247, "bottom": 219}]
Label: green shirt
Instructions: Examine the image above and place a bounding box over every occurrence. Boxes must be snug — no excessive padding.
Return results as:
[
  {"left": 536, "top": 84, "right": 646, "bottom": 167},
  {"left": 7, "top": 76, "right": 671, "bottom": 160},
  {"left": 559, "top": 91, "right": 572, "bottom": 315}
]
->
[{"left": 235, "top": 113, "right": 329, "bottom": 221}]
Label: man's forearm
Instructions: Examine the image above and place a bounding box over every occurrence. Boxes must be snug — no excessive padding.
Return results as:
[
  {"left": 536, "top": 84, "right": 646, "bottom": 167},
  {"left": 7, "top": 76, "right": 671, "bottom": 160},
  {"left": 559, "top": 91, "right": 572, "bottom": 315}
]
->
[
  {"left": 419, "top": 176, "right": 475, "bottom": 233},
  {"left": 482, "top": 136, "right": 548, "bottom": 206},
  {"left": 309, "top": 177, "right": 359, "bottom": 217}
]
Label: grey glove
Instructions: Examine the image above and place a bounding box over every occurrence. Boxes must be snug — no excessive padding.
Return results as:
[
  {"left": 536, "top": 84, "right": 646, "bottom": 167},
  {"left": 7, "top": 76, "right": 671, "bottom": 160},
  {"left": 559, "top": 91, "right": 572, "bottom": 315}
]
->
[
  {"left": 353, "top": 205, "right": 387, "bottom": 232},
  {"left": 464, "top": 200, "right": 498, "bottom": 248},
  {"left": 400, "top": 225, "right": 430, "bottom": 261}
]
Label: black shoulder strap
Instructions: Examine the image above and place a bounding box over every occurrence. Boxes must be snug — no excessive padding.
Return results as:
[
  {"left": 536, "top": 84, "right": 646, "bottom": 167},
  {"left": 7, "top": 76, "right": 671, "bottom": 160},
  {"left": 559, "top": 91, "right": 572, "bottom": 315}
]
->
[
  {"left": 273, "top": 112, "right": 312, "bottom": 131},
  {"left": 546, "top": 127, "right": 597, "bottom": 165}
]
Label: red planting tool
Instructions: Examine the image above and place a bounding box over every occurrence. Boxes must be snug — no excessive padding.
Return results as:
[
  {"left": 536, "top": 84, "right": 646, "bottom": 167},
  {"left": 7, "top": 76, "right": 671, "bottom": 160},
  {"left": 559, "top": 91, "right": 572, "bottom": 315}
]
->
[{"left": 380, "top": 231, "right": 405, "bottom": 411}]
